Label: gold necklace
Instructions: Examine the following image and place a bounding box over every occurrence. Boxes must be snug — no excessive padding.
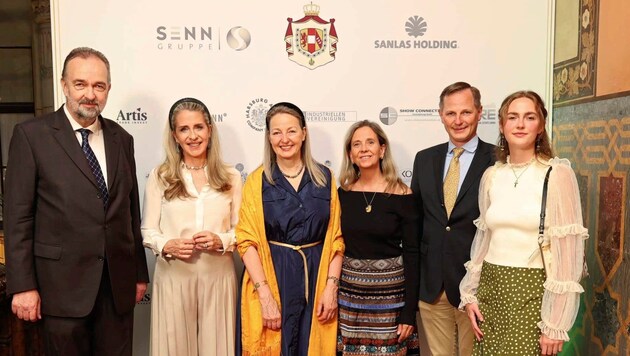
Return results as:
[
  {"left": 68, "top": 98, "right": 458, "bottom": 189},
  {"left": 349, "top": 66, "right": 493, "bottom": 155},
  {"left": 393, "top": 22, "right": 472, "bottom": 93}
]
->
[
  {"left": 362, "top": 191, "right": 377, "bottom": 213},
  {"left": 279, "top": 164, "right": 304, "bottom": 179},
  {"left": 509, "top": 158, "right": 535, "bottom": 187},
  {"left": 184, "top": 162, "right": 207, "bottom": 170}
]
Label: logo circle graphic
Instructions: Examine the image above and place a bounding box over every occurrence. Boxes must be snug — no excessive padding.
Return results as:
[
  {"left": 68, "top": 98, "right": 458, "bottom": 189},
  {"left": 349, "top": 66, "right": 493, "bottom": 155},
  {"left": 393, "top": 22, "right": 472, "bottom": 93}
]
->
[
  {"left": 405, "top": 16, "right": 428, "bottom": 38},
  {"left": 379, "top": 107, "right": 398, "bottom": 125},
  {"left": 245, "top": 98, "right": 272, "bottom": 131},
  {"left": 226, "top": 26, "right": 251, "bottom": 51}
]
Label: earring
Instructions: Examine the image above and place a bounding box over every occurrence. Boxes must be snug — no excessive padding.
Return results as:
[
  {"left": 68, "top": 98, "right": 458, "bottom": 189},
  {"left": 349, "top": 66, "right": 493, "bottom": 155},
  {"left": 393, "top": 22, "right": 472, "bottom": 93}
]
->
[
  {"left": 535, "top": 135, "right": 542, "bottom": 152},
  {"left": 499, "top": 134, "right": 505, "bottom": 151}
]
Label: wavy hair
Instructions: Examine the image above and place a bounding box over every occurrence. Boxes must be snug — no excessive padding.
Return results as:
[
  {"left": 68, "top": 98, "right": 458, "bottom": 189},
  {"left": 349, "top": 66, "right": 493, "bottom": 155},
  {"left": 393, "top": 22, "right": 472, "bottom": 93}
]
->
[
  {"left": 262, "top": 102, "right": 327, "bottom": 187},
  {"left": 496, "top": 91, "right": 554, "bottom": 163},
  {"left": 157, "top": 98, "right": 232, "bottom": 200},
  {"left": 339, "top": 120, "right": 407, "bottom": 194}
]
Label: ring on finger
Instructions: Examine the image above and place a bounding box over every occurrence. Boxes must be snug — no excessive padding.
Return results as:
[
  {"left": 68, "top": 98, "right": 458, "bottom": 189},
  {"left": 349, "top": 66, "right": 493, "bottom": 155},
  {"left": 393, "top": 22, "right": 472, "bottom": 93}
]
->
[{"left": 201, "top": 243, "right": 208, "bottom": 248}]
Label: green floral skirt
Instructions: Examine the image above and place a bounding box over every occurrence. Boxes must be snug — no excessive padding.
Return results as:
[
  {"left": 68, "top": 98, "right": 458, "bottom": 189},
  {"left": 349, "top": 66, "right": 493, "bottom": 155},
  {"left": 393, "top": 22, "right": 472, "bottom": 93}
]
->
[{"left": 474, "top": 261, "right": 545, "bottom": 356}]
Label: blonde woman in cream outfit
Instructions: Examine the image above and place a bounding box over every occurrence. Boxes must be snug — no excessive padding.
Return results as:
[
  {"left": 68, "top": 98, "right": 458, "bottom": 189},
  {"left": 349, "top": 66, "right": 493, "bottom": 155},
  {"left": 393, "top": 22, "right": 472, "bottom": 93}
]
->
[
  {"left": 459, "top": 91, "right": 587, "bottom": 356},
  {"left": 142, "top": 98, "right": 242, "bottom": 356}
]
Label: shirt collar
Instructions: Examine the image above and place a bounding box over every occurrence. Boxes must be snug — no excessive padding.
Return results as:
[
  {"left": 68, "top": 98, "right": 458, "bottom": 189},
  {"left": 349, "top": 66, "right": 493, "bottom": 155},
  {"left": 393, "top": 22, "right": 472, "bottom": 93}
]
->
[
  {"left": 64, "top": 104, "right": 102, "bottom": 136},
  {"left": 447, "top": 135, "right": 479, "bottom": 155}
]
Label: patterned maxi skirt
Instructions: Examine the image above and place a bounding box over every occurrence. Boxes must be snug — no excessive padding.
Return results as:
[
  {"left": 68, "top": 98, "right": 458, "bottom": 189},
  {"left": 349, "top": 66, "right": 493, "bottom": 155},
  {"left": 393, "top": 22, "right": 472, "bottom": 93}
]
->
[
  {"left": 474, "top": 261, "right": 546, "bottom": 356},
  {"left": 337, "top": 256, "right": 419, "bottom": 356}
]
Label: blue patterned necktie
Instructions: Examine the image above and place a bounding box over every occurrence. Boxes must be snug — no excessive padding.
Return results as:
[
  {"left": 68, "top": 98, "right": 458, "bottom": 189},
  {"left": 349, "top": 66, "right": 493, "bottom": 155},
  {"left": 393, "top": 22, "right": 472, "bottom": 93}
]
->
[{"left": 77, "top": 128, "right": 109, "bottom": 209}]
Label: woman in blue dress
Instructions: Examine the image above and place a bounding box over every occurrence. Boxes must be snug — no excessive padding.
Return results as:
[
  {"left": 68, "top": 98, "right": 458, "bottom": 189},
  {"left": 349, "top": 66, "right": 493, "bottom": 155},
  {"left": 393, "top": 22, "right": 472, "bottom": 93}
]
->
[{"left": 236, "top": 102, "right": 344, "bottom": 355}]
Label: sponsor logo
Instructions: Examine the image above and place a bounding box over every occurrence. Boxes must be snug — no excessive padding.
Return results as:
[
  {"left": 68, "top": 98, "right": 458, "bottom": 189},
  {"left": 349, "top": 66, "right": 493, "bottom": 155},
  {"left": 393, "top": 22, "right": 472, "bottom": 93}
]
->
[
  {"left": 401, "top": 169, "right": 413, "bottom": 183},
  {"left": 285, "top": 3, "right": 338, "bottom": 69},
  {"left": 405, "top": 16, "right": 428, "bottom": 37},
  {"left": 155, "top": 25, "right": 251, "bottom": 51},
  {"left": 380, "top": 106, "right": 441, "bottom": 123},
  {"left": 379, "top": 107, "right": 398, "bottom": 125},
  {"left": 235, "top": 163, "right": 248, "bottom": 183},
  {"left": 245, "top": 98, "right": 273, "bottom": 131},
  {"left": 304, "top": 111, "right": 357, "bottom": 122},
  {"left": 211, "top": 113, "right": 227, "bottom": 123},
  {"left": 156, "top": 26, "right": 217, "bottom": 50},
  {"left": 480, "top": 105, "right": 498, "bottom": 125},
  {"left": 374, "top": 15, "right": 459, "bottom": 50},
  {"left": 226, "top": 26, "right": 252, "bottom": 51},
  {"left": 116, "top": 107, "right": 148, "bottom": 124},
  {"left": 138, "top": 293, "right": 151, "bottom": 305}
]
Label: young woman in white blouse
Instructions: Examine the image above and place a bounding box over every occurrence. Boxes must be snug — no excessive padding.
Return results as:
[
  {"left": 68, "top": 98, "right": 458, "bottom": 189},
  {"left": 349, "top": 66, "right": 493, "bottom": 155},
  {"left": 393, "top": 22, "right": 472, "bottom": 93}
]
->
[
  {"left": 459, "top": 91, "right": 588, "bottom": 356},
  {"left": 141, "top": 98, "right": 242, "bottom": 356}
]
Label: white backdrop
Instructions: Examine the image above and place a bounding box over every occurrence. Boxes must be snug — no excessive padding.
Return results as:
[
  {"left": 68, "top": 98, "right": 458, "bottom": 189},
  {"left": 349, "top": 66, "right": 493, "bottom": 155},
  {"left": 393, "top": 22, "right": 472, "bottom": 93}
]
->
[{"left": 50, "top": 1, "right": 553, "bottom": 354}]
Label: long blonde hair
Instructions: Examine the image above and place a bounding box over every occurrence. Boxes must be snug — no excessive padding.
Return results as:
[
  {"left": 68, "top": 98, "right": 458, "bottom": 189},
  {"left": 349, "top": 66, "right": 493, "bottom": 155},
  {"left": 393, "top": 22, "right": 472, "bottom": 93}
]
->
[
  {"left": 339, "top": 120, "right": 406, "bottom": 194},
  {"left": 158, "top": 98, "right": 232, "bottom": 200},
  {"left": 496, "top": 91, "right": 554, "bottom": 163},
  {"left": 262, "top": 102, "right": 327, "bottom": 187}
]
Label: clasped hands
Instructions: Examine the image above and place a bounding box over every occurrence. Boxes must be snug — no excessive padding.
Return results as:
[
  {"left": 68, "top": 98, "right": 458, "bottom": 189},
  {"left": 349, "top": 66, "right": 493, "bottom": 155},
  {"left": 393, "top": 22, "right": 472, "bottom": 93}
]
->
[{"left": 162, "top": 231, "right": 223, "bottom": 259}]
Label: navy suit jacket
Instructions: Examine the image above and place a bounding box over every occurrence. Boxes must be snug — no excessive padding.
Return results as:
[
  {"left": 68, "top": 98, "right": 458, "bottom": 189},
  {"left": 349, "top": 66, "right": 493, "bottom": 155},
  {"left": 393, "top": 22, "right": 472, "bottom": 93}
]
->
[
  {"left": 410, "top": 139, "right": 494, "bottom": 307},
  {"left": 4, "top": 106, "right": 150, "bottom": 317}
]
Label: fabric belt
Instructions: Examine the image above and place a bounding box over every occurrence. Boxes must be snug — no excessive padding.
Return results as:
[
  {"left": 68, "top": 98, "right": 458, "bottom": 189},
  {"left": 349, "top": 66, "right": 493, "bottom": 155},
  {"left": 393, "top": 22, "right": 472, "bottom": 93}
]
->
[{"left": 268, "top": 240, "right": 323, "bottom": 303}]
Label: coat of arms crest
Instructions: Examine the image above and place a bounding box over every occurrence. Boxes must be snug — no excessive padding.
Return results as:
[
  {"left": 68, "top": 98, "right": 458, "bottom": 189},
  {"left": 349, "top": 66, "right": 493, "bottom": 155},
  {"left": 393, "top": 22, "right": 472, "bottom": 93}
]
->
[{"left": 285, "top": 3, "right": 338, "bottom": 69}]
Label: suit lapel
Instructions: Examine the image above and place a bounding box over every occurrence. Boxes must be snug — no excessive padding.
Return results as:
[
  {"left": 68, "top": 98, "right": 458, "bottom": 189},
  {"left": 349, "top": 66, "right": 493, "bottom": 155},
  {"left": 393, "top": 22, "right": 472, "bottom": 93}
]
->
[
  {"left": 432, "top": 143, "right": 448, "bottom": 207},
  {"left": 456, "top": 141, "right": 491, "bottom": 204},
  {"left": 51, "top": 109, "right": 99, "bottom": 188},
  {"left": 101, "top": 118, "right": 120, "bottom": 191}
]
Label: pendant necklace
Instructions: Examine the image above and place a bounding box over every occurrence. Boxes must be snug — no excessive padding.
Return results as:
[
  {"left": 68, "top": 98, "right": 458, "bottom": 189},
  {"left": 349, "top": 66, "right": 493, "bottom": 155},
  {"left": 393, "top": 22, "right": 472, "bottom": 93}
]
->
[
  {"left": 184, "top": 162, "right": 207, "bottom": 170},
  {"left": 362, "top": 191, "right": 377, "bottom": 213},
  {"left": 509, "top": 158, "right": 534, "bottom": 187},
  {"left": 279, "top": 164, "right": 304, "bottom": 179}
]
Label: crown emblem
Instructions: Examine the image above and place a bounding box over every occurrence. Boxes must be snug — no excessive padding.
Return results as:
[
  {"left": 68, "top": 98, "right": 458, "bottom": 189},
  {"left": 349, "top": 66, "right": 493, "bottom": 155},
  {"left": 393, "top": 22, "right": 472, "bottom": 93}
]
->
[{"left": 303, "top": 2, "right": 320, "bottom": 16}]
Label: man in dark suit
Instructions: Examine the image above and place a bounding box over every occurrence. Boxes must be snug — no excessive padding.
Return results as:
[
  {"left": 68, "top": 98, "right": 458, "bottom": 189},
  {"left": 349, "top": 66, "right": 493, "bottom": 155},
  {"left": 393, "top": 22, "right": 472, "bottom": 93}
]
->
[
  {"left": 411, "top": 82, "right": 494, "bottom": 356},
  {"left": 5, "top": 47, "right": 149, "bottom": 355}
]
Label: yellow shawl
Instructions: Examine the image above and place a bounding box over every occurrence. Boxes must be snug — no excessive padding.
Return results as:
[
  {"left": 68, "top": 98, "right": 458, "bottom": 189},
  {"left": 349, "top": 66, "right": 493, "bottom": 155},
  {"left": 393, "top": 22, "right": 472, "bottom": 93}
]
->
[{"left": 236, "top": 166, "right": 344, "bottom": 356}]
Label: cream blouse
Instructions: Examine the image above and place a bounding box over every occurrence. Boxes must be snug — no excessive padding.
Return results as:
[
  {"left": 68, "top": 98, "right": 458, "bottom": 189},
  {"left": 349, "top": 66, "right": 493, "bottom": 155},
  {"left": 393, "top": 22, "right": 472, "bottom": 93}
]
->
[
  {"left": 141, "top": 166, "right": 242, "bottom": 257},
  {"left": 459, "top": 157, "right": 588, "bottom": 341}
]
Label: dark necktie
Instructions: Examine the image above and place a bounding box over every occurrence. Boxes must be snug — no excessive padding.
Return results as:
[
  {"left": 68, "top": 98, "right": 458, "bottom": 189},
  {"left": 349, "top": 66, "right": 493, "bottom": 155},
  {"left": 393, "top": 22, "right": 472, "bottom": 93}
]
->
[{"left": 77, "top": 128, "right": 109, "bottom": 209}]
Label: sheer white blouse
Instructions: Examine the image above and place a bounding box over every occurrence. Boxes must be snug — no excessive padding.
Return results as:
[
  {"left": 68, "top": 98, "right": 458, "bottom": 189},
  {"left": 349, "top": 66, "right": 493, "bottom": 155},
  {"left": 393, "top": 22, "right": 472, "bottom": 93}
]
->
[{"left": 459, "top": 157, "right": 588, "bottom": 341}]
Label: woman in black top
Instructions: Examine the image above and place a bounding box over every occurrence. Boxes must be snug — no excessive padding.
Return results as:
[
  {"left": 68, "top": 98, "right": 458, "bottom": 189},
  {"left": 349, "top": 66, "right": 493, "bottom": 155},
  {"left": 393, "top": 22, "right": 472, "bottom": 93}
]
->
[{"left": 337, "top": 120, "right": 420, "bottom": 355}]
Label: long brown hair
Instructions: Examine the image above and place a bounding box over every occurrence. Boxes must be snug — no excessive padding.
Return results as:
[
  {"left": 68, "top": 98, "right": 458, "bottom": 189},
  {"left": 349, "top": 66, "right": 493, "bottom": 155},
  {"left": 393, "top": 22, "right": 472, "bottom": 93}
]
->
[{"left": 495, "top": 91, "right": 554, "bottom": 163}]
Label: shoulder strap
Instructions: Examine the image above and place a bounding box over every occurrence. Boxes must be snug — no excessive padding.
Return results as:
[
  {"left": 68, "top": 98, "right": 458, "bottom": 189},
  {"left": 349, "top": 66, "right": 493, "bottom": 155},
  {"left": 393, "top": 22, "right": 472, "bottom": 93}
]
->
[{"left": 538, "top": 166, "right": 553, "bottom": 277}]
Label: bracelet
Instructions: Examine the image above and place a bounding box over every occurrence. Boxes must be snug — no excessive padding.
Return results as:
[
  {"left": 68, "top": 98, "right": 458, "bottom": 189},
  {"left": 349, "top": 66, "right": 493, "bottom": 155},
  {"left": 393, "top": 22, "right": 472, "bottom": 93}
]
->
[
  {"left": 253, "top": 280, "right": 268, "bottom": 291},
  {"left": 327, "top": 276, "right": 340, "bottom": 285}
]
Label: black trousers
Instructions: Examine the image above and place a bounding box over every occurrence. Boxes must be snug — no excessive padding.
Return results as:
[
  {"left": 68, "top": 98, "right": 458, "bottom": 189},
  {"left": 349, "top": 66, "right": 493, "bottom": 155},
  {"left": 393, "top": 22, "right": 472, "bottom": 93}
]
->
[{"left": 42, "top": 265, "right": 134, "bottom": 356}]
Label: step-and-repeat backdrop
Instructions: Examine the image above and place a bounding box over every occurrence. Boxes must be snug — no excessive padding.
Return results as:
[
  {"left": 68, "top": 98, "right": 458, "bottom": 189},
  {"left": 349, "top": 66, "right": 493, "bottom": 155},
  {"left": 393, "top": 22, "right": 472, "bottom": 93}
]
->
[{"left": 50, "top": 1, "right": 553, "bottom": 353}]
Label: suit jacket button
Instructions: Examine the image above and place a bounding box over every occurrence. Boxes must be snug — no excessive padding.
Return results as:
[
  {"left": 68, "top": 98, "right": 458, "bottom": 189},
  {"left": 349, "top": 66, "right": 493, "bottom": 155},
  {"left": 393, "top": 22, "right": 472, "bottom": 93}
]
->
[
  {"left": 97, "top": 256, "right": 104, "bottom": 261},
  {"left": 97, "top": 193, "right": 102, "bottom": 199},
  {"left": 445, "top": 226, "right": 451, "bottom": 232}
]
